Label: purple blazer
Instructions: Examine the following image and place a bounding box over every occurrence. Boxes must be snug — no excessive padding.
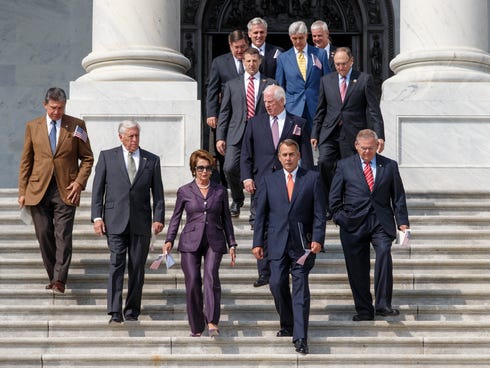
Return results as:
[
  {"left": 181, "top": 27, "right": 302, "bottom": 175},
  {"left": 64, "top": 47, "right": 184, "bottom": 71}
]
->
[{"left": 165, "top": 180, "right": 237, "bottom": 253}]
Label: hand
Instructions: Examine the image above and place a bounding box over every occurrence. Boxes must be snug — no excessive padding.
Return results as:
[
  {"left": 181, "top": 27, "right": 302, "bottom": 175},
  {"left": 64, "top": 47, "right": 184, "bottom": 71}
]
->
[
  {"left": 66, "top": 181, "right": 82, "bottom": 205},
  {"left": 163, "top": 241, "right": 172, "bottom": 254},
  {"left": 310, "top": 139, "right": 318, "bottom": 149},
  {"left": 152, "top": 222, "right": 164, "bottom": 235},
  {"left": 206, "top": 117, "right": 217, "bottom": 129},
  {"left": 377, "top": 139, "right": 385, "bottom": 153},
  {"left": 310, "top": 241, "right": 322, "bottom": 254},
  {"left": 93, "top": 219, "right": 106, "bottom": 236},
  {"left": 216, "top": 140, "right": 226, "bottom": 156},
  {"left": 243, "top": 179, "right": 256, "bottom": 194},
  {"left": 18, "top": 196, "right": 25, "bottom": 208},
  {"left": 399, "top": 225, "right": 409, "bottom": 232},
  {"left": 230, "top": 246, "right": 236, "bottom": 267},
  {"left": 252, "top": 246, "right": 263, "bottom": 260}
]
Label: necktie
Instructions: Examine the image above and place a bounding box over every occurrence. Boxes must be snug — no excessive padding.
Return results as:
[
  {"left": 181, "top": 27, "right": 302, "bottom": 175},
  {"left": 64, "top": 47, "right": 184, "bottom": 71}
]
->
[
  {"left": 271, "top": 116, "right": 279, "bottom": 148},
  {"left": 238, "top": 60, "right": 244, "bottom": 74},
  {"left": 49, "top": 121, "right": 57, "bottom": 155},
  {"left": 364, "top": 161, "right": 374, "bottom": 191},
  {"left": 127, "top": 152, "right": 136, "bottom": 184},
  {"left": 340, "top": 77, "right": 347, "bottom": 102},
  {"left": 297, "top": 51, "right": 306, "bottom": 80},
  {"left": 287, "top": 173, "right": 294, "bottom": 202},
  {"left": 246, "top": 75, "right": 255, "bottom": 119}
]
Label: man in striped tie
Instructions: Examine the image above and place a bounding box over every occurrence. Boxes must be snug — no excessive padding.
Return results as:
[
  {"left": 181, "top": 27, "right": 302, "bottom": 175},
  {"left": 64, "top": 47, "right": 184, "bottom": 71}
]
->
[
  {"left": 217, "top": 47, "right": 276, "bottom": 217},
  {"left": 329, "top": 129, "right": 410, "bottom": 322}
]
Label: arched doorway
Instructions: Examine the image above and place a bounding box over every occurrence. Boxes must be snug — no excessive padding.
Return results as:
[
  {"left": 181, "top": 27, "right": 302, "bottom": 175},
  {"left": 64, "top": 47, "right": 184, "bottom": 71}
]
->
[{"left": 181, "top": 0, "right": 394, "bottom": 148}]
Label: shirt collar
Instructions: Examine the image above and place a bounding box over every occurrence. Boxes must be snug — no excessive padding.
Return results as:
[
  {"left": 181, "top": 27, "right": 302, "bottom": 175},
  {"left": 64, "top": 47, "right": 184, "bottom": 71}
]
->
[
  {"left": 339, "top": 68, "right": 353, "bottom": 82},
  {"left": 270, "top": 109, "right": 287, "bottom": 121},
  {"left": 283, "top": 166, "right": 299, "bottom": 180},
  {"left": 359, "top": 154, "right": 377, "bottom": 166}
]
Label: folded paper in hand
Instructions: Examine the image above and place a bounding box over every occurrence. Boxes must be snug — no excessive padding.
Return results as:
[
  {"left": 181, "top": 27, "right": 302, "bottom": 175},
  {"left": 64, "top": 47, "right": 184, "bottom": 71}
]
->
[
  {"left": 398, "top": 229, "right": 411, "bottom": 246},
  {"left": 20, "top": 206, "right": 32, "bottom": 225},
  {"left": 296, "top": 250, "right": 311, "bottom": 266},
  {"left": 149, "top": 253, "right": 176, "bottom": 270}
]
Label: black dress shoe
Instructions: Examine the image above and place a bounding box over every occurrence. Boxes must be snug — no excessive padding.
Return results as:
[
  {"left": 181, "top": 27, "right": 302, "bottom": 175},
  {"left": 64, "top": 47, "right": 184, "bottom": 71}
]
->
[
  {"left": 230, "top": 201, "right": 243, "bottom": 217},
  {"left": 124, "top": 314, "right": 138, "bottom": 322},
  {"left": 294, "top": 338, "right": 309, "bottom": 354},
  {"left": 109, "top": 313, "right": 123, "bottom": 324},
  {"left": 276, "top": 328, "right": 293, "bottom": 337},
  {"left": 253, "top": 275, "right": 269, "bottom": 287},
  {"left": 352, "top": 314, "right": 374, "bottom": 321},
  {"left": 325, "top": 210, "right": 333, "bottom": 221},
  {"left": 375, "top": 307, "right": 400, "bottom": 317}
]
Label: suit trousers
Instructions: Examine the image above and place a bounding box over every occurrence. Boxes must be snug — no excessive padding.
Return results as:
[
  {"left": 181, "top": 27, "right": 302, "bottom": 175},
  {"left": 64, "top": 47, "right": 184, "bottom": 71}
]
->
[
  {"left": 339, "top": 210, "right": 394, "bottom": 317},
  {"left": 223, "top": 143, "right": 245, "bottom": 203},
  {"left": 318, "top": 126, "right": 357, "bottom": 207},
  {"left": 106, "top": 226, "right": 150, "bottom": 317},
  {"left": 30, "top": 177, "right": 76, "bottom": 285},
  {"left": 269, "top": 239, "right": 315, "bottom": 342},
  {"left": 180, "top": 232, "right": 224, "bottom": 334}
]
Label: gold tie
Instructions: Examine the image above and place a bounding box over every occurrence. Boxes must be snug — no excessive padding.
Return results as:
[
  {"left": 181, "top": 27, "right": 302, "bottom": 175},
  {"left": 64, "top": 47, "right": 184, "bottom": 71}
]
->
[{"left": 297, "top": 51, "right": 306, "bottom": 80}]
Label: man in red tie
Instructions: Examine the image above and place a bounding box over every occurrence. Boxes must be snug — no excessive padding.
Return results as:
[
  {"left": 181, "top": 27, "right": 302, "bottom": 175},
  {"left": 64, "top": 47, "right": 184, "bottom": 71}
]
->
[
  {"left": 253, "top": 139, "right": 326, "bottom": 354},
  {"left": 311, "top": 47, "right": 385, "bottom": 220},
  {"left": 329, "top": 129, "right": 410, "bottom": 322},
  {"left": 217, "top": 47, "right": 276, "bottom": 217}
]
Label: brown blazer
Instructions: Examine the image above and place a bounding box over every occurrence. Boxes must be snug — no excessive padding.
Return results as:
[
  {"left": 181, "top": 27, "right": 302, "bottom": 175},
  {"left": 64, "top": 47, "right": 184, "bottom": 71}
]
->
[{"left": 18, "top": 114, "right": 94, "bottom": 206}]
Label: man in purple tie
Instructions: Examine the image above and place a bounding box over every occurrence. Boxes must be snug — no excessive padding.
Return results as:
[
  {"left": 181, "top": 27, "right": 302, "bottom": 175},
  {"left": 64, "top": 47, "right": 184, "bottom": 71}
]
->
[
  {"left": 311, "top": 47, "right": 385, "bottom": 219},
  {"left": 241, "top": 85, "right": 313, "bottom": 287}
]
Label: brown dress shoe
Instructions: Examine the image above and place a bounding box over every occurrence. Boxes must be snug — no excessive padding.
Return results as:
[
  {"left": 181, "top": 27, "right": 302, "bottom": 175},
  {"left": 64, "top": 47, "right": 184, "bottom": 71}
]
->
[
  {"left": 52, "top": 281, "right": 65, "bottom": 294},
  {"left": 45, "top": 283, "right": 54, "bottom": 290}
]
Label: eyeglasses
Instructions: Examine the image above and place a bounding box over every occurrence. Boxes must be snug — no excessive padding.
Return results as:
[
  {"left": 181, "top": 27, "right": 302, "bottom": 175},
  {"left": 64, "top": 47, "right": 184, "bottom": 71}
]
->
[
  {"left": 358, "top": 146, "right": 377, "bottom": 152},
  {"left": 195, "top": 166, "right": 212, "bottom": 172}
]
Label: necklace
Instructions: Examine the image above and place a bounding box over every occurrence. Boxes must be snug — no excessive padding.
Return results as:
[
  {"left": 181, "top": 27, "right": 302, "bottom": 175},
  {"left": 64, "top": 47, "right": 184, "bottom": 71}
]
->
[{"left": 195, "top": 180, "right": 210, "bottom": 189}]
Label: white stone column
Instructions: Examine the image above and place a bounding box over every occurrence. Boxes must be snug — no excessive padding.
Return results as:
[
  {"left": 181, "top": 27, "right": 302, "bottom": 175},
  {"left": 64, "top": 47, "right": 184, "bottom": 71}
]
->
[
  {"left": 381, "top": 0, "right": 490, "bottom": 192},
  {"left": 68, "top": 0, "right": 200, "bottom": 191}
]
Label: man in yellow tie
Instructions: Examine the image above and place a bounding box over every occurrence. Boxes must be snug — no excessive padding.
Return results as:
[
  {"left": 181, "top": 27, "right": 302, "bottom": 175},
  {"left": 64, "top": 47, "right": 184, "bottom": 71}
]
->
[{"left": 275, "top": 21, "right": 331, "bottom": 131}]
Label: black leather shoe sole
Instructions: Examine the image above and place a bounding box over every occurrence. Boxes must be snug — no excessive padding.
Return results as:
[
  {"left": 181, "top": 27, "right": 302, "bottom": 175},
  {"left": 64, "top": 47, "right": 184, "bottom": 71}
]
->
[
  {"left": 253, "top": 277, "right": 269, "bottom": 287},
  {"left": 352, "top": 314, "right": 374, "bottom": 321},
  {"left": 375, "top": 308, "right": 400, "bottom": 316},
  {"left": 276, "top": 329, "right": 293, "bottom": 337}
]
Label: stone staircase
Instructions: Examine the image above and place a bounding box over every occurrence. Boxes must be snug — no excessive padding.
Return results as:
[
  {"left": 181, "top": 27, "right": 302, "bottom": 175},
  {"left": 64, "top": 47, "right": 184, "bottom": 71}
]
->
[{"left": 0, "top": 188, "right": 490, "bottom": 367}]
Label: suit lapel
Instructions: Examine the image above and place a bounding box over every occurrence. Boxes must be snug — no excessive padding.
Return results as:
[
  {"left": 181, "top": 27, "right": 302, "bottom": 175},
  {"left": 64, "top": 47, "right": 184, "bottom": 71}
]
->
[
  {"left": 255, "top": 77, "right": 269, "bottom": 111},
  {"left": 352, "top": 154, "right": 369, "bottom": 190},
  {"left": 344, "top": 70, "right": 360, "bottom": 104},
  {"left": 280, "top": 114, "right": 294, "bottom": 142},
  {"left": 372, "top": 154, "right": 384, "bottom": 192},
  {"left": 289, "top": 167, "right": 305, "bottom": 209},
  {"left": 56, "top": 118, "right": 72, "bottom": 155},
  {"left": 114, "top": 146, "right": 131, "bottom": 184}
]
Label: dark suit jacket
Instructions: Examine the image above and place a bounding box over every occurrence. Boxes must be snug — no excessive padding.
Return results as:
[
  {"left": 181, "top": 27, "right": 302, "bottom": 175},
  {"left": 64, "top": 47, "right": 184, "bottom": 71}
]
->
[
  {"left": 217, "top": 74, "right": 276, "bottom": 145},
  {"left": 206, "top": 52, "right": 241, "bottom": 119},
  {"left": 241, "top": 112, "right": 314, "bottom": 186},
  {"left": 253, "top": 167, "right": 326, "bottom": 260},
  {"left": 324, "top": 45, "right": 337, "bottom": 73},
  {"left": 18, "top": 114, "right": 94, "bottom": 206},
  {"left": 329, "top": 154, "right": 409, "bottom": 239},
  {"left": 260, "top": 43, "right": 284, "bottom": 79},
  {"left": 165, "top": 181, "right": 236, "bottom": 254},
  {"left": 91, "top": 146, "right": 165, "bottom": 236},
  {"left": 275, "top": 45, "right": 330, "bottom": 125},
  {"left": 312, "top": 70, "right": 385, "bottom": 148}
]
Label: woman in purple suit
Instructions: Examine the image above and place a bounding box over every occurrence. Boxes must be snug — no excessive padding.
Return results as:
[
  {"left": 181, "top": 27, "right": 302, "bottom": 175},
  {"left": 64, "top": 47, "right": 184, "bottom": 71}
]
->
[{"left": 164, "top": 149, "right": 237, "bottom": 337}]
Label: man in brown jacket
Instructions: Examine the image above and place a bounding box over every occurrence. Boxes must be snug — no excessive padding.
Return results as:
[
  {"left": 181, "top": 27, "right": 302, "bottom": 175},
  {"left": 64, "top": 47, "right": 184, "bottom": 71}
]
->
[{"left": 18, "top": 87, "right": 94, "bottom": 294}]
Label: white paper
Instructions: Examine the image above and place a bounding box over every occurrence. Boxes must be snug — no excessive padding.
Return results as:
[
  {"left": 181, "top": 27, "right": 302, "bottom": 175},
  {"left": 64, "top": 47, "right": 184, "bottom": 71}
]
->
[
  {"left": 397, "top": 229, "right": 411, "bottom": 246},
  {"left": 149, "top": 230, "right": 158, "bottom": 251},
  {"left": 20, "top": 206, "right": 32, "bottom": 225},
  {"left": 165, "top": 253, "right": 176, "bottom": 269}
]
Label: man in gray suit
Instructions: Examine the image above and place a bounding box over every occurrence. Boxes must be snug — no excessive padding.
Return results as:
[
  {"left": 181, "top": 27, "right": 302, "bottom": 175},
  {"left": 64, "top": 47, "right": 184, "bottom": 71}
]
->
[
  {"left": 217, "top": 47, "right": 276, "bottom": 217},
  {"left": 91, "top": 120, "right": 165, "bottom": 324}
]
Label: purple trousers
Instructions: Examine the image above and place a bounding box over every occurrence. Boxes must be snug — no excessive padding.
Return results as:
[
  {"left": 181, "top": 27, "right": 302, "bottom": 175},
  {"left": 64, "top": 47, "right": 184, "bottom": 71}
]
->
[{"left": 180, "top": 234, "right": 223, "bottom": 335}]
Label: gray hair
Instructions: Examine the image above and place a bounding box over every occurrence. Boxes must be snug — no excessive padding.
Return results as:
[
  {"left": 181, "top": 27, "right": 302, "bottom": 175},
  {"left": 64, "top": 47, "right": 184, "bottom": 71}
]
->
[
  {"left": 247, "top": 17, "right": 268, "bottom": 31},
  {"left": 118, "top": 120, "right": 140, "bottom": 135},
  {"left": 288, "top": 21, "right": 308, "bottom": 36},
  {"left": 44, "top": 87, "right": 67, "bottom": 103},
  {"left": 311, "top": 20, "right": 329, "bottom": 32},
  {"left": 263, "top": 84, "right": 286, "bottom": 103},
  {"left": 356, "top": 129, "right": 378, "bottom": 142}
]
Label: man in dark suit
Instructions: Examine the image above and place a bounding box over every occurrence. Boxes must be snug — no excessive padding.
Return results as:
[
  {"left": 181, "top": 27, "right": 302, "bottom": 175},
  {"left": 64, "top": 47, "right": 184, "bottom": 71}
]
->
[
  {"left": 329, "top": 129, "right": 409, "bottom": 321},
  {"left": 206, "top": 30, "right": 249, "bottom": 186},
  {"left": 217, "top": 47, "right": 276, "bottom": 217},
  {"left": 310, "top": 20, "right": 336, "bottom": 72},
  {"left": 311, "top": 47, "right": 385, "bottom": 217},
  {"left": 241, "top": 84, "right": 314, "bottom": 288},
  {"left": 253, "top": 139, "right": 326, "bottom": 355},
  {"left": 91, "top": 120, "right": 165, "bottom": 324},
  {"left": 18, "top": 87, "right": 94, "bottom": 294},
  {"left": 247, "top": 17, "right": 283, "bottom": 79},
  {"left": 275, "top": 20, "right": 330, "bottom": 130}
]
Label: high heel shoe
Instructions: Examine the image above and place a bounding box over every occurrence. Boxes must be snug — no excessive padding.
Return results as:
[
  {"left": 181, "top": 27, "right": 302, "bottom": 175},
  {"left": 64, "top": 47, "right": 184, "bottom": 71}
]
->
[{"left": 208, "top": 323, "right": 219, "bottom": 337}]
